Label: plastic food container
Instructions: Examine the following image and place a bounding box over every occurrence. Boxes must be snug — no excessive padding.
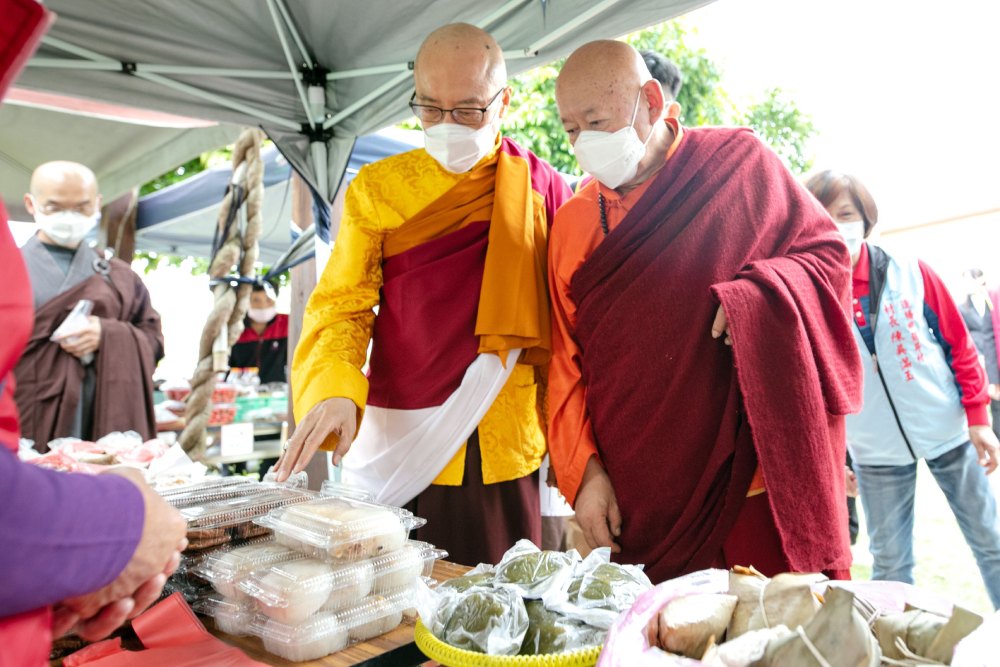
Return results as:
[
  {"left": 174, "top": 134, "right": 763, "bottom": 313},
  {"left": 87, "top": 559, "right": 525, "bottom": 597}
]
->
[
  {"left": 208, "top": 403, "right": 237, "bottom": 426},
  {"left": 196, "top": 595, "right": 257, "bottom": 637},
  {"left": 163, "top": 381, "right": 191, "bottom": 402},
  {"left": 196, "top": 539, "right": 304, "bottom": 600},
  {"left": 183, "top": 488, "right": 315, "bottom": 551},
  {"left": 161, "top": 477, "right": 259, "bottom": 509},
  {"left": 256, "top": 496, "right": 426, "bottom": 562},
  {"left": 319, "top": 479, "right": 376, "bottom": 501},
  {"left": 212, "top": 382, "right": 238, "bottom": 404},
  {"left": 240, "top": 540, "right": 446, "bottom": 622},
  {"left": 250, "top": 588, "right": 416, "bottom": 661}
]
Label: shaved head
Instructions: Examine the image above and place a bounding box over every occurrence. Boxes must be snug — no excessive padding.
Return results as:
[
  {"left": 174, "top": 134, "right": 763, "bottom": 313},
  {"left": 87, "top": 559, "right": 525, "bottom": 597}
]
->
[
  {"left": 557, "top": 40, "right": 651, "bottom": 107},
  {"left": 412, "top": 23, "right": 510, "bottom": 129},
  {"left": 24, "top": 161, "right": 102, "bottom": 245},
  {"left": 29, "top": 160, "right": 98, "bottom": 198}
]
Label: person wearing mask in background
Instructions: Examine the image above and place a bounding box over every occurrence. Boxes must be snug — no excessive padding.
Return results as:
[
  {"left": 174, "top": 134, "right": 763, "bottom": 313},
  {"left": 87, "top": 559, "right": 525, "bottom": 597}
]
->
[
  {"left": 959, "top": 267, "right": 1000, "bottom": 440},
  {"left": 806, "top": 170, "right": 1000, "bottom": 609},
  {"left": 17, "top": 162, "right": 163, "bottom": 449},
  {"left": 548, "top": 40, "right": 862, "bottom": 584},
  {"left": 0, "top": 8, "right": 186, "bottom": 662},
  {"left": 277, "top": 23, "right": 571, "bottom": 566},
  {"left": 229, "top": 280, "right": 289, "bottom": 384}
]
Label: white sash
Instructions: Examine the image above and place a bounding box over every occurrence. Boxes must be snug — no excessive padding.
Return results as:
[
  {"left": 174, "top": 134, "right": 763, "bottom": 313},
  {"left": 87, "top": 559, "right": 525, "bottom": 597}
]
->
[{"left": 340, "top": 348, "right": 520, "bottom": 507}]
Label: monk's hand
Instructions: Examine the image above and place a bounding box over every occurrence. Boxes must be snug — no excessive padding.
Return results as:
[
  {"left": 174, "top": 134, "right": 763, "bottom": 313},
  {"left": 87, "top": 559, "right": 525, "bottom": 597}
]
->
[
  {"left": 274, "top": 397, "right": 357, "bottom": 482},
  {"left": 57, "top": 315, "right": 102, "bottom": 358},
  {"left": 969, "top": 425, "right": 1000, "bottom": 474},
  {"left": 710, "top": 305, "right": 732, "bottom": 346},
  {"left": 845, "top": 466, "right": 859, "bottom": 497},
  {"left": 574, "top": 456, "right": 622, "bottom": 553}
]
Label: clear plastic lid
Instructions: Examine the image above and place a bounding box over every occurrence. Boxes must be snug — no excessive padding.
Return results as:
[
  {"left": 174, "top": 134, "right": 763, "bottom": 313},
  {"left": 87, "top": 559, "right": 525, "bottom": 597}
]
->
[
  {"left": 250, "top": 587, "right": 416, "bottom": 656},
  {"left": 256, "top": 496, "right": 426, "bottom": 562},
  {"left": 195, "top": 595, "right": 257, "bottom": 637},
  {"left": 254, "top": 611, "right": 349, "bottom": 662},
  {"left": 195, "top": 539, "right": 304, "bottom": 600},
  {"left": 319, "top": 479, "right": 375, "bottom": 501},
  {"left": 183, "top": 487, "right": 315, "bottom": 531},
  {"left": 240, "top": 540, "right": 446, "bottom": 621},
  {"left": 161, "top": 477, "right": 259, "bottom": 508}
]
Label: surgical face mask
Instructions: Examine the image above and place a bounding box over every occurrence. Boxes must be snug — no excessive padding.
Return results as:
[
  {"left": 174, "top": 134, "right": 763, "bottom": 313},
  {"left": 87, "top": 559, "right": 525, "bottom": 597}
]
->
[
  {"left": 248, "top": 307, "right": 277, "bottom": 324},
  {"left": 572, "top": 88, "right": 654, "bottom": 190},
  {"left": 835, "top": 219, "right": 866, "bottom": 257},
  {"left": 32, "top": 207, "right": 99, "bottom": 247},
  {"left": 424, "top": 121, "right": 497, "bottom": 173}
]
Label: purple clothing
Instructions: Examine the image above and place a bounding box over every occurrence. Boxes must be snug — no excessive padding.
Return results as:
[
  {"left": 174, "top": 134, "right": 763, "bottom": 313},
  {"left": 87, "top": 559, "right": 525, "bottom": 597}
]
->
[{"left": 0, "top": 447, "right": 145, "bottom": 617}]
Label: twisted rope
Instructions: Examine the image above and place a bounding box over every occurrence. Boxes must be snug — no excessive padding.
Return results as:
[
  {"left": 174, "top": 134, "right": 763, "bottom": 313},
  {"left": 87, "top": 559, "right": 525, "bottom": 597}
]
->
[{"left": 180, "top": 128, "right": 265, "bottom": 457}]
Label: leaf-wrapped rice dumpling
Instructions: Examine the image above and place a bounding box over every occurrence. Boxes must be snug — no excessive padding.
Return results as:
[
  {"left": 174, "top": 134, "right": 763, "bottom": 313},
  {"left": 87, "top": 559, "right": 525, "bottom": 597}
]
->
[
  {"left": 762, "top": 587, "right": 880, "bottom": 667},
  {"left": 728, "top": 568, "right": 824, "bottom": 639},
  {"left": 874, "top": 605, "right": 983, "bottom": 664},
  {"left": 646, "top": 592, "right": 739, "bottom": 659}
]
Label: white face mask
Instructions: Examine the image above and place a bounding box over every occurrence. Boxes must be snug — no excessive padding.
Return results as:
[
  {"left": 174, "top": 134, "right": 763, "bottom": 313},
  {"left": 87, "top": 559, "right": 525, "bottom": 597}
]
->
[
  {"left": 32, "top": 203, "right": 99, "bottom": 248},
  {"left": 248, "top": 307, "right": 277, "bottom": 324},
  {"left": 424, "top": 121, "right": 497, "bottom": 174},
  {"left": 835, "top": 220, "right": 866, "bottom": 257},
  {"left": 572, "top": 88, "right": 654, "bottom": 190}
]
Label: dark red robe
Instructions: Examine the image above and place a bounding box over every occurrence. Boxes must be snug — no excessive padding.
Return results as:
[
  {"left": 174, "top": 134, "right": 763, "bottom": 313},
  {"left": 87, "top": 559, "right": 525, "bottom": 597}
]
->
[{"left": 570, "top": 127, "right": 862, "bottom": 581}]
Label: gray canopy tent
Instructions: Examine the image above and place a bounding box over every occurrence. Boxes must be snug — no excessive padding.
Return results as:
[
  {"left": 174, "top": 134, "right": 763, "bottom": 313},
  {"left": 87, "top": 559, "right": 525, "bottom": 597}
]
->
[{"left": 17, "top": 0, "right": 712, "bottom": 238}]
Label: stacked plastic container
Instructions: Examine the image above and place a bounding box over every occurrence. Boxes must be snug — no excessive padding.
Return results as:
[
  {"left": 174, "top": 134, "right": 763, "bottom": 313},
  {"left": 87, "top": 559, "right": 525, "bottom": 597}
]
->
[
  {"left": 194, "top": 485, "right": 447, "bottom": 662},
  {"left": 159, "top": 474, "right": 314, "bottom": 604}
]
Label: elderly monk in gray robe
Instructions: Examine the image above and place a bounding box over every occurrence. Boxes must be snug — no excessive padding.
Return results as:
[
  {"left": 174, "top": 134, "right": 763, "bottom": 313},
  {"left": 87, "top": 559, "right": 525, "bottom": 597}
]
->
[{"left": 15, "top": 161, "right": 163, "bottom": 449}]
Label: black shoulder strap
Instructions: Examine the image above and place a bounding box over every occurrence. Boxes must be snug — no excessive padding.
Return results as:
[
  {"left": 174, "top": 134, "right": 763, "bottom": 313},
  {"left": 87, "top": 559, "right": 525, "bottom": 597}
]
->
[{"left": 867, "top": 243, "right": 891, "bottom": 325}]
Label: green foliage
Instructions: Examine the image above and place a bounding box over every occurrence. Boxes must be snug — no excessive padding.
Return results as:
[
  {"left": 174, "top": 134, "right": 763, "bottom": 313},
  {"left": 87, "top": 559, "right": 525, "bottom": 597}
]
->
[
  {"left": 741, "top": 87, "right": 816, "bottom": 174},
  {"left": 139, "top": 147, "right": 234, "bottom": 197},
  {"left": 133, "top": 251, "right": 210, "bottom": 275}
]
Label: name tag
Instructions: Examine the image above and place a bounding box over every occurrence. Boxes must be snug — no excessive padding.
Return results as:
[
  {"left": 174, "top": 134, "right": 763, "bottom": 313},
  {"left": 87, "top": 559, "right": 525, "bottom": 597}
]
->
[{"left": 221, "top": 422, "right": 254, "bottom": 457}]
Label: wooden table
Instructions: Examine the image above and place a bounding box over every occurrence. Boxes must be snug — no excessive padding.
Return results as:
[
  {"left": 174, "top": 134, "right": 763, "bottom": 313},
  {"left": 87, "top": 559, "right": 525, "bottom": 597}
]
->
[{"left": 211, "top": 560, "right": 471, "bottom": 666}]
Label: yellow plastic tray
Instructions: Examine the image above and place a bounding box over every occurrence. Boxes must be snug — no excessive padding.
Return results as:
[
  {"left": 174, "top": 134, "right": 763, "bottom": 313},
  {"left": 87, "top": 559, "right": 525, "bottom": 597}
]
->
[{"left": 414, "top": 618, "right": 603, "bottom": 667}]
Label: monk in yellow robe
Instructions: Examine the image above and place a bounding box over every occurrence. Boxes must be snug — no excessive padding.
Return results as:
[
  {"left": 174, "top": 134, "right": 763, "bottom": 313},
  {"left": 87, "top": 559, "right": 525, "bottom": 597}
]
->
[{"left": 275, "top": 23, "right": 571, "bottom": 565}]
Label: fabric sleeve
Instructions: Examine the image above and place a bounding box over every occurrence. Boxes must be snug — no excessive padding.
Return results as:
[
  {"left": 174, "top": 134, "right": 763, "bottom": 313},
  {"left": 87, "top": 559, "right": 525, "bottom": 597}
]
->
[
  {"left": 918, "top": 260, "right": 990, "bottom": 425},
  {"left": 291, "top": 175, "right": 383, "bottom": 449},
  {"left": 546, "top": 224, "right": 601, "bottom": 507},
  {"left": 0, "top": 449, "right": 144, "bottom": 616}
]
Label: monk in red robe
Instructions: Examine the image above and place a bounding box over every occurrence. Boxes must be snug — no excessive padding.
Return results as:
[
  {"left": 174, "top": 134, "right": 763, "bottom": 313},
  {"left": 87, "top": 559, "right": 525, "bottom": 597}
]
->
[
  {"left": 548, "top": 41, "right": 863, "bottom": 583},
  {"left": 16, "top": 161, "right": 163, "bottom": 449}
]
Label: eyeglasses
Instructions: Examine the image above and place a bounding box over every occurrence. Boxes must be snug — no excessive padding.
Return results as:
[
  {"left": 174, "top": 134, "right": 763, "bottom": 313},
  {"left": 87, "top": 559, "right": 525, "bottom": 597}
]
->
[{"left": 408, "top": 88, "right": 505, "bottom": 126}]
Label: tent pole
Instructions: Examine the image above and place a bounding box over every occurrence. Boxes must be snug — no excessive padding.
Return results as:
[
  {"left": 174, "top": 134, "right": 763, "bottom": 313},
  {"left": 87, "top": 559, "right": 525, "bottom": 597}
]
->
[
  {"left": 41, "top": 35, "right": 301, "bottom": 131},
  {"left": 310, "top": 140, "right": 329, "bottom": 203},
  {"left": 274, "top": 0, "right": 315, "bottom": 68},
  {"left": 27, "top": 60, "right": 294, "bottom": 79},
  {"left": 266, "top": 0, "right": 316, "bottom": 129},
  {"left": 323, "top": 70, "right": 411, "bottom": 130}
]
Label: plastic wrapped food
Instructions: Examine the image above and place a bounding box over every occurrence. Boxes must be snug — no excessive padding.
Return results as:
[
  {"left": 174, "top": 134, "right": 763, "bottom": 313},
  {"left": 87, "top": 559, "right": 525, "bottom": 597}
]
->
[
  {"left": 342, "top": 593, "right": 409, "bottom": 643},
  {"left": 437, "top": 566, "right": 496, "bottom": 594},
  {"left": 437, "top": 586, "right": 529, "bottom": 655},
  {"left": 258, "top": 612, "right": 349, "bottom": 662},
  {"left": 371, "top": 540, "right": 445, "bottom": 593},
  {"left": 208, "top": 403, "right": 237, "bottom": 426},
  {"left": 196, "top": 540, "right": 302, "bottom": 600},
  {"left": 519, "top": 600, "right": 605, "bottom": 656},
  {"left": 161, "top": 477, "right": 259, "bottom": 509},
  {"left": 874, "top": 605, "right": 982, "bottom": 663},
  {"left": 196, "top": 595, "right": 257, "bottom": 636},
  {"left": 212, "top": 382, "right": 238, "bottom": 404},
  {"left": 493, "top": 539, "right": 577, "bottom": 599},
  {"left": 256, "top": 496, "right": 424, "bottom": 562},
  {"left": 646, "top": 593, "right": 738, "bottom": 658},
  {"left": 247, "top": 558, "right": 337, "bottom": 624},
  {"left": 182, "top": 487, "right": 314, "bottom": 551},
  {"left": 548, "top": 548, "right": 653, "bottom": 629}
]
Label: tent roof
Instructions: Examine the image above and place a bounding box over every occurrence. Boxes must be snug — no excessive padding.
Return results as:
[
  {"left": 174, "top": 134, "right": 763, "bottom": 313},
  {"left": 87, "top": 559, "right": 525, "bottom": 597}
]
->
[
  {"left": 0, "top": 88, "right": 241, "bottom": 219},
  {"left": 16, "top": 0, "right": 713, "bottom": 204}
]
